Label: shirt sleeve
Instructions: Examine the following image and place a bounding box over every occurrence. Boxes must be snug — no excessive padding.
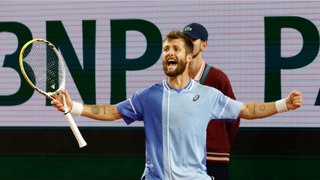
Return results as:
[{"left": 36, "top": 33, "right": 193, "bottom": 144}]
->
[
  {"left": 208, "top": 88, "right": 243, "bottom": 121},
  {"left": 116, "top": 89, "right": 145, "bottom": 125}
]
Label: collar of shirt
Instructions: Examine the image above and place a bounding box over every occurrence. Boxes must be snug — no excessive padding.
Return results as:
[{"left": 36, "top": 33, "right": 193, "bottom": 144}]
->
[
  {"left": 194, "top": 60, "right": 206, "bottom": 82},
  {"left": 163, "top": 79, "right": 194, "bottom": 92}
]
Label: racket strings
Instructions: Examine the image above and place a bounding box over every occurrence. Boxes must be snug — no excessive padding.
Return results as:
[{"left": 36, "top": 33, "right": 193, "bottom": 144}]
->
[{"left": 22, "top": 41, "right": 63, "bottom": 93}]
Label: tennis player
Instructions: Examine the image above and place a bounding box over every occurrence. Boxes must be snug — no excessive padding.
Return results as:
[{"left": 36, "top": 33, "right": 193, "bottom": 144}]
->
[
  {"left": 183, "top": 22, "right": 240, "bottom": 180},
  {"left": 52, "top": 30, "right": 302, "bottom": 180}
]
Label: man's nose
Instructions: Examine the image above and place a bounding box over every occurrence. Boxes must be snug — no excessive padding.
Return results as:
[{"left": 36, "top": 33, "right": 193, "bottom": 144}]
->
[{"left": 168, "top": 49, "right": 174, "bottom": 56}]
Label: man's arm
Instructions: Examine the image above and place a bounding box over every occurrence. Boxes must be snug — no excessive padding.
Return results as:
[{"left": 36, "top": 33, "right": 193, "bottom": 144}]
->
[
  {"left": 81, "top": 104, "right": 122, "bottom": 121},
  {"left": 239, "top": 101, "right": 277, "bottom": 119},
  {"left": 239, "top": 90, "right": 302, "bottom": 120},
  {"left": 51, "top": 90, "right": 122, "bottom": 121}
]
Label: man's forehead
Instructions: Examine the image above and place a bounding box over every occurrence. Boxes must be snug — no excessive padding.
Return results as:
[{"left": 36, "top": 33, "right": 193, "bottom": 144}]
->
[{"left": 163, "top": 38, "right": 184, "bottom": 47}]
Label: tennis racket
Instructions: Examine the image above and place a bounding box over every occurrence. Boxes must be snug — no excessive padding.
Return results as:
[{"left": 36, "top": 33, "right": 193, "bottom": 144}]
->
[{"left": 19, "top": 38, "right": 87, "bottom": 148}]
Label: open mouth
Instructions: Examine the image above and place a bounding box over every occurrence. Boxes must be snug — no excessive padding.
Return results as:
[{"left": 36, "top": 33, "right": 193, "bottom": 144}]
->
[{"left": 167, "top": 59, "right": 177, "bottom": 67}]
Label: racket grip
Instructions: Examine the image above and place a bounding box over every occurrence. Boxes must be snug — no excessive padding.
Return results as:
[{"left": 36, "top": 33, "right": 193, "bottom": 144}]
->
[{"left": 64, "top": 113, "right": 87, "bottom": 148}]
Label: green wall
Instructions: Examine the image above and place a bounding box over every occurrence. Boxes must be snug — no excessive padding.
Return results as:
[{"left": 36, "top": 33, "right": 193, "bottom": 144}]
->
[
  {"left": 0, "top": 154, "right": 319, "bottom": 179},
  {"left": 230, "top": 155, "right": 320, "bottom": 180},
  {"left": 0, "top": 127, "right": 319, "bottom": 180}
]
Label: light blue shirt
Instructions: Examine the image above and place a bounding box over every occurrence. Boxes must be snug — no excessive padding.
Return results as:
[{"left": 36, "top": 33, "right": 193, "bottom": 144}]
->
[{"left": 116, "top": 79, "right": 243, "bottom": 180}]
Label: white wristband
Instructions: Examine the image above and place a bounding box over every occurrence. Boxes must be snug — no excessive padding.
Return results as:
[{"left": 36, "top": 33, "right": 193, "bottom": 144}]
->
[
  {"left": 70, "top": 101, "right": 83, "bottom": 116},
  {"left": 275, "top": 98, "right": 288, "bottom": 113}
]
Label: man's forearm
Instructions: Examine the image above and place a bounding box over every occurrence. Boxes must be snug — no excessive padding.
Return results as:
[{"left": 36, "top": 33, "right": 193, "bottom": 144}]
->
[
  {"left": 240, "top": 102, "right": 277, "bottom": 120},
  {"left": 81, "top": 104, "right": 122, "bottom": 121}
]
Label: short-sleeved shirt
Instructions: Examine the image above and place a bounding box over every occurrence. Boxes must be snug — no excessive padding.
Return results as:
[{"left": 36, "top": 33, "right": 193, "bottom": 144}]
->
[{"left": 116, "top": 79, "right": 243, "bottom": 180}]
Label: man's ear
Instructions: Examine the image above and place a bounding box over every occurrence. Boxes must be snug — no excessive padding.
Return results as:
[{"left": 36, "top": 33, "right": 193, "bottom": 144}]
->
[
  {"left": 187, "top": 53, "right": 193, "bottom": 63},
  {"left": 201, "top": 41, "right": 208, "bottom": 50}
]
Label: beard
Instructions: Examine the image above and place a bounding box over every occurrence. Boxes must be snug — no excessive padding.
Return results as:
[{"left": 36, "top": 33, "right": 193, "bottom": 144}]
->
[{"left": 163, "top": 57, "right": 188, "bottom": 77}]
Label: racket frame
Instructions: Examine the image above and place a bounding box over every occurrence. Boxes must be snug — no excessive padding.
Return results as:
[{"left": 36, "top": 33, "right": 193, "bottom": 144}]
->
[
  {"left": 19, "top": 38, "right": 87, "bottom": 148},
  {"left": 19, "top": 38, "right": 65, "bottom": 97}
]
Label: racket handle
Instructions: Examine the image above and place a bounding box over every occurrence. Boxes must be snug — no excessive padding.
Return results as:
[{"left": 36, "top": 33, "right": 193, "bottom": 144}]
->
[
  {"left": 61, "top": 93, "right": 87, "bottom": 148},
  {"left": 64, "top": 113, "right": 87, "bottom": 148}
]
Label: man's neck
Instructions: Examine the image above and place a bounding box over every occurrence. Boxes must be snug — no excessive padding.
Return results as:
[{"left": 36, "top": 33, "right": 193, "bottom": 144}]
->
[
  {"left": 193, "top": 60, "right": 206, "bottom": 82},
  {"left": 189, "top": 55, "right": 204, "bottom": 79},
  {"left": 166, "top": 72, "right": 190, "bottom": 90}
]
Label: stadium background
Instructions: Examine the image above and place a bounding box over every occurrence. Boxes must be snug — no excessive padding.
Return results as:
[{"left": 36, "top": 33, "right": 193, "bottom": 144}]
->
[{"left": 0, "top": 1, "right": 319, "bottom": 179}]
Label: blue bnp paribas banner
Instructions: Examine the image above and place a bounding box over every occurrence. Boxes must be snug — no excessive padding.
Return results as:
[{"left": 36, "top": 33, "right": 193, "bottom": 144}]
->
[{"left": 0, "top": 1, "right": 319, "bottom": 127}]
